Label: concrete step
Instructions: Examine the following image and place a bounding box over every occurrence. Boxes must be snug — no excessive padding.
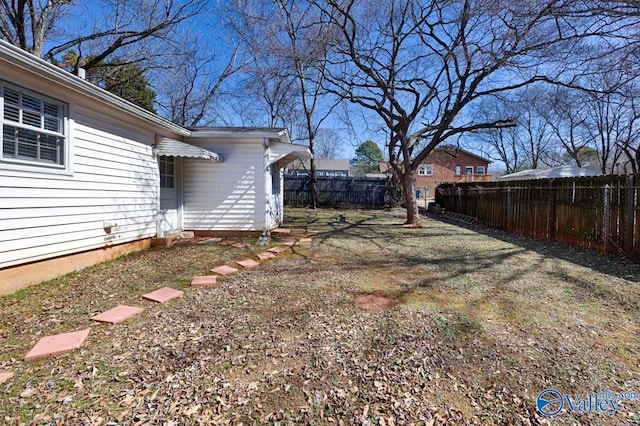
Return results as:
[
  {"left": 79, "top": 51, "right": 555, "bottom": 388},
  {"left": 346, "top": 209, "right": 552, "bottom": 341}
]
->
[{"left": 150, "top": 231, "right": 195, "bottom": 247}]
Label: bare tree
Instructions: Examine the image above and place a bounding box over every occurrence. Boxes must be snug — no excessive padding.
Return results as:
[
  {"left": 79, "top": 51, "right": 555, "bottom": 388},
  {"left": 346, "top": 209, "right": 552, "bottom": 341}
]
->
[
  {"left": 0, "top": 0, "right": 204, "bottom": 71},
  {"left": 154, "top": 40, "right": 244, "bottom": 127},
  {"left": 472, "top": 89, "right": 563, "bottom": 173},
  {"left": 314, "top": 128, "right": 344, "bottom": 159},
  {"left": 543, "top": 88, "right": 595, "bottom": 168},
  {"left": 227, "top": 0, "right": 338, "bottom": 208},
  {"left": 316, "top": 0, "right": 603, "bottom": 225},
  {"left": 586, "top": 90, "right": 640, "bottom": 174}
]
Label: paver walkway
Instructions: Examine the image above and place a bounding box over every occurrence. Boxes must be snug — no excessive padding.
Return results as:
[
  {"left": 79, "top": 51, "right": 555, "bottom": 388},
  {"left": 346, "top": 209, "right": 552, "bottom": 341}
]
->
[
  {"left": 91, "top": 305, "right": 144, "bottom": 324},
  {"left": 211, "top": 265, "right": 239, "bottom": 276},
  {"left": 237, "top": 259, "right": 260, "bottom": 268},
  {"left": 191, "top": 276, "right": 218, "bottom": 287},
  {"left": 0, "top": 372, "right": 14, "bottom": 384},
  {"left": 6, "top": 231, "right": 318, "bottom": 385},
  {"left": 142, "top": 287, "right": 184, "bottom": 303},
  {"left": 24, "top": 328, "right": 91, "bottom": 361},
  {"left": 256, "top": 252, "right": 276, "bottom": 260}
]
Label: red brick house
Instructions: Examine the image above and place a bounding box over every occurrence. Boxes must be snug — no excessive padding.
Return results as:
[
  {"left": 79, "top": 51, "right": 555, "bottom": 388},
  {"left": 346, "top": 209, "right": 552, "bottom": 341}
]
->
[{"left": 381, "top": 146, "right": 492, "bottom": 201}]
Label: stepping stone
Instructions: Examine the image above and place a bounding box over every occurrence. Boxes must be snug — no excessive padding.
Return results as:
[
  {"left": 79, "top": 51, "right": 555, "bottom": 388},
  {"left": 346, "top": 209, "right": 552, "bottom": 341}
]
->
[
  {"left": 290, "top": 229, "right": 304, "bottom": 236},
  {"left": 272, "top": 228, "right": 291, "bottom": 235},
  {"left": 142, "top": 287, "right": 184, "bottom": 303},
  {"left": 256, "top": 252, "right": 276, "bottom": 260},
  {"left": 267, "top": 247, "right": 287, "bottom": 254},
  {"left": 307, "top": 230, "right": 319, "bottom": 236},
  {"left": 283, "top": 241, "right": 296, "bottom": 247},
  {"left": 210, "top": 265, "right": 239, "bottom": 276},
  {"left": 298, "top": 237, "right": 313, "bottom": 243},
  {"left": 25, "top": 328, "right": 90, "bottom": 361},
  {"left": 236, "top": 259, "right": 260, "bottom": 268},
  {"left": 91, "top": 305, "right": 144, "bottom": 324},
  {"left": 281, "top": 236, "right": 297, "bottom": 242},
  {"left": 218, "top": 240, "right": 236, "bottom": 246},
  {"left": 198, "top": 237, "right": 223, "bottom": 245},
  {"left": 0, "top": 371, "right": 13, "bottom": 385},
  {"left": 191, "top": 275, "right": 218, "bottom": 287},
  {"left": 231, "top": 242, "right": 249, "bottom": 248}
]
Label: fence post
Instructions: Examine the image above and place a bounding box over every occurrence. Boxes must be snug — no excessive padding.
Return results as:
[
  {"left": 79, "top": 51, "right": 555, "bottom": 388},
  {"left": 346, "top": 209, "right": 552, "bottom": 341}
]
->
[
  {"left": 549, "top": 179, "right": 557, "bottom": 239},
  {"left": 626, "top": 175, "right": 635, "bottom": 255},
  {"left": 506, "top": 186, "right": 512, "bottom": 231},
  {"left": 603, "top": 184, "right": 611, "bottom": 255},
  {"left": 457, "top": 186, "right": 463, "bottom": 213}
]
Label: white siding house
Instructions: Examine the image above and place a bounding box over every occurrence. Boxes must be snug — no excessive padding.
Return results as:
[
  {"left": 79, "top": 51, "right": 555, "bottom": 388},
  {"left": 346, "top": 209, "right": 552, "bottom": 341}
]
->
[{"left": 0, "top": 40, "right": 310, "bottom": 293}]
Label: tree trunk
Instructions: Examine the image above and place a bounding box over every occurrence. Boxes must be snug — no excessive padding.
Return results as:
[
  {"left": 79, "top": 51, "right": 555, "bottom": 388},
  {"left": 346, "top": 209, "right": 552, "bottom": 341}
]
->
[
  {"left": 400, "top": 170, "right": 419, "bottom": 226},
  {"left": 310, "top": 156, "right": 318, "bottom": 209}
]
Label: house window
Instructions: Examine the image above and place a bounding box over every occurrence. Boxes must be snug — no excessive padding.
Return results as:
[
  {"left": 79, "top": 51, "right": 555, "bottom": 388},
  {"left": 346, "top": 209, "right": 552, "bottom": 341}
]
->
[
  {"left": 465, "top": 166, "right": 474, "bottom": 175},
  {"left": 159, "top": 156, "right": 174, "bottom": 188},
  {"left": 476, "top": 165, "right": 486, "bottom": 175},
  {"left": 454, "top": 165, "right": 461, "bottom": 176},
  {"left": 1, "top": 82, "right": 67, "bottom": 167},
  {"left": 418, "top": 164, "right": 433, "bottom": 176}
]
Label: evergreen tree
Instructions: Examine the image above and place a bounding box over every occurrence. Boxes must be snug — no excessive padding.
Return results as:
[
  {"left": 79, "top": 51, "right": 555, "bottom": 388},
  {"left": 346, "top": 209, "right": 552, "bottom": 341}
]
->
[
  {"left": 350, "top": 140, "right": 384, "bottom": 174},
  {"left": 58, "top": 52, "right": 156, "bottom": 113}
]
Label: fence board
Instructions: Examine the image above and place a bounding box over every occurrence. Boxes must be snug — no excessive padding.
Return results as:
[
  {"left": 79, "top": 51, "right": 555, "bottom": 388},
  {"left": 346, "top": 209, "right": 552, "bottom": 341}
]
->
[
  {"left": 436, "top": 175, "right": 639, "bottom": 260},
  {"left": 284, "top": 175, "right": 398, "bottom": 209}
]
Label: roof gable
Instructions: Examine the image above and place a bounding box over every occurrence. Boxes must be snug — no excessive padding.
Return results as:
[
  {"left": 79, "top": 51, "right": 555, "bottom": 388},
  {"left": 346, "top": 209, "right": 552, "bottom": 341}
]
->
[{"left": 428, "top": 146, "right": 492, "bottom": 163}]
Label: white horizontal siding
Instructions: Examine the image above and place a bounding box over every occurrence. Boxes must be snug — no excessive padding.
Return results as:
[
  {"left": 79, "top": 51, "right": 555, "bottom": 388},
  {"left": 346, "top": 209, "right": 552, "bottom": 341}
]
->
[
  {"left": 0, "top": 110, "right": 159, "bottom": 269},
  {"left": 183, "top": 140, "right": 265, "bottom": 231}
]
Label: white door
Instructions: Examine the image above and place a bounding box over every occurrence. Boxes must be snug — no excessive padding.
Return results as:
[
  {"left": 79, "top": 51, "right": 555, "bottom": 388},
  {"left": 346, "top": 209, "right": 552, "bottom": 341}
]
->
[
  {"left": 269, "top": 166, "right": 283, "bottom": 227},
  {"left": 158, "top": 156, "right": 182, "bottom": 236}
]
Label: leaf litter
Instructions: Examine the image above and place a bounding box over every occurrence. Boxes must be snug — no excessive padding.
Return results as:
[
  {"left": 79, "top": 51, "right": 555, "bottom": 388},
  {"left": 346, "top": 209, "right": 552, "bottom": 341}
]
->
[{"left": 1, "top": 208, "right": 640, "bottom": 424}]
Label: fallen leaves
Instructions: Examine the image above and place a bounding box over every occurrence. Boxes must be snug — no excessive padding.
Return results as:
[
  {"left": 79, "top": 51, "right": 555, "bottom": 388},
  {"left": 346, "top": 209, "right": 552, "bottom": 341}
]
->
[{"left": 1, "top": 208, "right": 639, "bottom": 424}]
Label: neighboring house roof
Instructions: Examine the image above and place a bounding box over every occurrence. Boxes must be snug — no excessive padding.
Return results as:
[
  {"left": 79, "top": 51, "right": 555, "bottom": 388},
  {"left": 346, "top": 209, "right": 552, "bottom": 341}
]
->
[
  {"left": 379, "top": 162, "right": 392, "bottom": 173},
  {"left": 155, "top": 138, "right": 223, "bottom": 162},
  {"left": 289, "top": 159, "right": 350, "bottom": 171},
  {"left": 435, "top": 145, "right": 493, "bottom": 163},
  {"left": 497, "top": 165, "right": 600, "bottom": 181}
]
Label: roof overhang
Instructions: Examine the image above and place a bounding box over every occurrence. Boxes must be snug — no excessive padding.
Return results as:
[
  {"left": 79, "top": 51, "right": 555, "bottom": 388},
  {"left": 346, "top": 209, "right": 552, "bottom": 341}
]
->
[
  {"left": 268, "top": 141, "right": 312, "bottom": 167},
  {"left": 155, "top": 138, "right": 223, "bottom": 162},
  {"left": 188, "top": 127, "right": 291, "bottom": 144}
]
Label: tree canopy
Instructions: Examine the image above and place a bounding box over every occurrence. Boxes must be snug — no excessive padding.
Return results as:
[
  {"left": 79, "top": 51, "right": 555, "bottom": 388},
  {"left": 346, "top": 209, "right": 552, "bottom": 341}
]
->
[
  {"left": 350, "top": 140, "right": 384, "bottom": 175},
  {"left": 3, "top": 0, "right": 640, "bottom": 221}
]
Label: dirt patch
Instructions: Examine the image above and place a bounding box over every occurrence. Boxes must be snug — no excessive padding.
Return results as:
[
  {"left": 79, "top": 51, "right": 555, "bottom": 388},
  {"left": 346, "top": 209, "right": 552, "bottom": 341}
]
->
[{"left": 354, "top": 293, "right": 398, "bottom": 311}]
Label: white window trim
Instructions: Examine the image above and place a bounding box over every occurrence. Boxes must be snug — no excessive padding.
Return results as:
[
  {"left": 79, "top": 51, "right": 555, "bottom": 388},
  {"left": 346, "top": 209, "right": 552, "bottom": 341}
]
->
[
  {"left": 454, "top": 165, "right": 461, "bottom": 176},
  {"left": 1, "top": 81, "right": 72, "bottom": 174},
  {"left": 476, "top": 165, "right": 486, "bottom": 175},
  {"left": 465, "top": 166, "right": 474, "bottom": 175},
  {"left": 159, "top": 156, "right": 175, "bottom": 188},
  {"left": 418, "top": 164, "right": 433, "bottom": 176}
]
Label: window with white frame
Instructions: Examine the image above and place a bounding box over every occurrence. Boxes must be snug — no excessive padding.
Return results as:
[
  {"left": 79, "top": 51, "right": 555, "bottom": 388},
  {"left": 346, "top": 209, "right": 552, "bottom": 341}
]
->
[
  {"left": 465, "top": 166, "right": 474, "bottom": 175},
  {"left": 159, "top": 156, "right": 174, "bottom": 188},
  {"left": 454, "top": 165, "right": 461, "bottom": 176},
  {"left": 1, "top": 82, "right": 67, "bottom": 167},
  {"left": 476, "top": 165, "right": 485, "bottom": 175},
  {"left": 418, "top": 164, "right": 433, "bottom": 176}
]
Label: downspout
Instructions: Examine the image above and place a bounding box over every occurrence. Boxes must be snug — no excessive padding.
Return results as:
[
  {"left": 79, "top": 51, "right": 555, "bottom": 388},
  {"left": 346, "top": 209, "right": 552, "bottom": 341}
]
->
[
  {"left": 152, "top": 138, "right": 164, "bottom": 238},
  {"left": 259, "top": 138, "right": 271, "bottom": 245}
]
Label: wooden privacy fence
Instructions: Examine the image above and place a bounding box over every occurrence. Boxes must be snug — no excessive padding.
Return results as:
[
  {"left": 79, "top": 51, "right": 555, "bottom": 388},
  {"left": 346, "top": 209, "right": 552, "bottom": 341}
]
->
[
  {"left": 284, "top": 175, "right": 398, "bottom": 208},
  {"left": 436, "top": 175, "right": 640, "bottom": 259}
]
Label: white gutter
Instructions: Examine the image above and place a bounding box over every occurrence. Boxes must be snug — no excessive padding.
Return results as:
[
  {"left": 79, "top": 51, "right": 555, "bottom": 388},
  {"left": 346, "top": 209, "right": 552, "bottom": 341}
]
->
[{"left": 189, "top": 127, "right": 291, "bottom": 143}]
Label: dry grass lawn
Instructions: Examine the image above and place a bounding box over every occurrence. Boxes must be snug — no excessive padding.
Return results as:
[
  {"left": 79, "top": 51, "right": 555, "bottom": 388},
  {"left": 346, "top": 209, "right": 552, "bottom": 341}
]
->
[{"left": 1, "top": 208, "right": 640, "bottom": 425}]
